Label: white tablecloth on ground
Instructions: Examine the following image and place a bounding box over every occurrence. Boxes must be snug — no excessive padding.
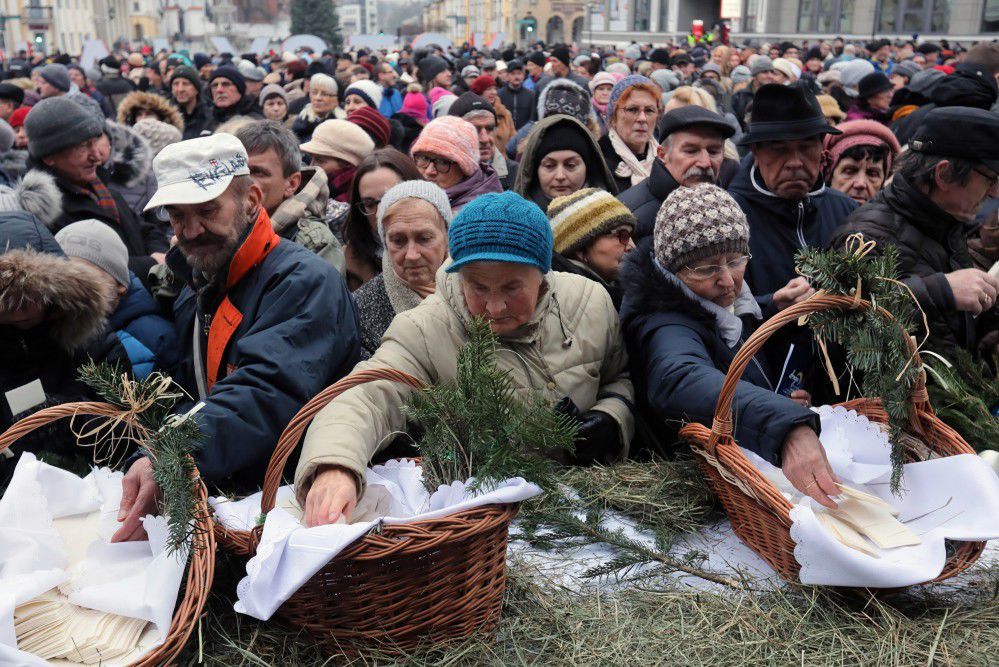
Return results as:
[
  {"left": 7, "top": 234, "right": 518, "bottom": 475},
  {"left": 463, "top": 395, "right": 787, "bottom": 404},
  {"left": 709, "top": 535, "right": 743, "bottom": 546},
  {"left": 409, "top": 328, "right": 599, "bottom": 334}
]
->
[
  {"left": 0, "top": 453, "right": 187, "bottom": 666},
  {"left": 210, "top": 460, "right": 541, "bottom": 621}
]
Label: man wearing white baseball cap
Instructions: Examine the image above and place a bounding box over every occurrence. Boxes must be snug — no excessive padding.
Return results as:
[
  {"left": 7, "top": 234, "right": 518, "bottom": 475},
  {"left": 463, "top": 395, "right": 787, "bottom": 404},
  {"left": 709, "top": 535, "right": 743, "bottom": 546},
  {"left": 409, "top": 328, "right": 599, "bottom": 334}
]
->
[{"left": 111, "top": 133, "right": 362, "bottom": 542}]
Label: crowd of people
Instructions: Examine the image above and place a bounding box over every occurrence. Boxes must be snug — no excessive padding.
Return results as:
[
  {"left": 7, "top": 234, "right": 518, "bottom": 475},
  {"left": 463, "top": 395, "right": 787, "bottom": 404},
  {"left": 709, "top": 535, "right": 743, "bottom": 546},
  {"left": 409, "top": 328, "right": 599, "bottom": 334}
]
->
[{"left": 0, "top": 36, "right": 996, "bottom": 537}]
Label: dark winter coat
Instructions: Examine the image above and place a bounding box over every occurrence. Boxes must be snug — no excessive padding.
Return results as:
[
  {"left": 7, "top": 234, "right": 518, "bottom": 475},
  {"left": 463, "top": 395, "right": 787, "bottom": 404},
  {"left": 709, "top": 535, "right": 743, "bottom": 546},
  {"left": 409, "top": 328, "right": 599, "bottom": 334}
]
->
[
  {"left": 829, "top": 174, "right": 996, "bottom": 356},
  {"left": 618, "top": 240, "right": 819, "bottom": 465},
  {"left": 891, "top": 63, "right": 998, "bottom": 146},
  {"left": 103, "top": 121, "right": 158, "bottom": 220},
  {"left": 390, "top": 112, "right": 425, "bottom": 154},
  {"left": 166, "top": 213, "right": 361, "bottom": 488},
  {"left": 208, "top": 93, "right": 263, "bottom": 131},
  {"left": 36, "top": 166, "right": 169, "bottom": 284},
  {"left": 95, "top": 75, "right": 136, "bottom": 112},
  {"left": 498, "top": 83, "right": 535, "bottom": 129},
  {"left": 0, "top": 213, "right": 119, "bottom": 475},
  {"left": 179, "top": 99, "right": 212, "bottom": 139},
  {"left": 108, "top": 274, "right": 179, "bottom": 379}
]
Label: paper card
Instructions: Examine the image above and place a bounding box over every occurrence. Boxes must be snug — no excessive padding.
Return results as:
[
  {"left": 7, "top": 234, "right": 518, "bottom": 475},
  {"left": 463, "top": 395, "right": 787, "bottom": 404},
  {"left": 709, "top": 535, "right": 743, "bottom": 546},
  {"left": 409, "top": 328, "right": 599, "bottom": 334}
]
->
[{"left": 5, "top": 379, "right": 45, "bottom": 417}]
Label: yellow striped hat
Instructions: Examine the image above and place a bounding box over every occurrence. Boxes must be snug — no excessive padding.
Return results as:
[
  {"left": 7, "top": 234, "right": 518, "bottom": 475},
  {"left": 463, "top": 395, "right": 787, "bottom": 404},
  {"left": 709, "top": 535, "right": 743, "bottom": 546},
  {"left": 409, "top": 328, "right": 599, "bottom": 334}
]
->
[{"left": 546, "top": 188, "right": 637, "bottom": 255}]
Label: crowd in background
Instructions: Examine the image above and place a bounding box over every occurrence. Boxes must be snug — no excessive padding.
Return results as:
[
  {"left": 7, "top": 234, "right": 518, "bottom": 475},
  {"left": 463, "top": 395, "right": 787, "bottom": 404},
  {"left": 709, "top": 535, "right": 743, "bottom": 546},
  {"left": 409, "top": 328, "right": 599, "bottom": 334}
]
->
[{"left": 0, "top": 34, "right": 997, "bottom": 532}]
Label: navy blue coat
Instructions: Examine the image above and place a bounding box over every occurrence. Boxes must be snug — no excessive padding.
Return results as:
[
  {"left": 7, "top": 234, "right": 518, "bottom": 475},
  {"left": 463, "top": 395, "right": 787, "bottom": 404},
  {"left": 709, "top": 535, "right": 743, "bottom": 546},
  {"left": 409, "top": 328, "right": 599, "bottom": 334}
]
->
[
  {"left": 619, "top": 241, "right": 819, "bottom": 465},
  {"left": 107, "top": 274, "right": 179, "bottom": 379},
  {"left": 168, "top": 235, "right": 361, "bottom": 488}
]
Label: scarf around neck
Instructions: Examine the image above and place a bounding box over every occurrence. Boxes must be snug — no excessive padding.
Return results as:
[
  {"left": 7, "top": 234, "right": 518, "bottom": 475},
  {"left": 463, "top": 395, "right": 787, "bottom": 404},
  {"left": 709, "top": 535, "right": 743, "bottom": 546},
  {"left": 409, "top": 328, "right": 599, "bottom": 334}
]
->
[{"left": 608, "top": 128, "right": 658, "bottom": 186}]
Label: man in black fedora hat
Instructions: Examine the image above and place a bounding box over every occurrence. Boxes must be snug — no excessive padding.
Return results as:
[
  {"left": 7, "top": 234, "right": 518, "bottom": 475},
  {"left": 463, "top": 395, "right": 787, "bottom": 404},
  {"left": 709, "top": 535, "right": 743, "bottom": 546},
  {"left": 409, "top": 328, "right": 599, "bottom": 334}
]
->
[
  {"left": 728, "top": 82, "right": 857, "bottom": 398},
  {"left": 831, "top": 106, "right": 999, "bottom": 359}
]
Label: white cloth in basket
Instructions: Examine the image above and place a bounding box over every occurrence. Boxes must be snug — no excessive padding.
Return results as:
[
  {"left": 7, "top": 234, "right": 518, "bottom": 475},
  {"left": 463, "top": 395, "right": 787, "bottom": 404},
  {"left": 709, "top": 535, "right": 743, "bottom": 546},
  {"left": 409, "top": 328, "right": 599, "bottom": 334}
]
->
[
  {"left": 210, "top": 460, "right": 541, "bottom": 621},
  {"left": 0, "top": 453, "right": 187, "bottom": 666},
  {"left": 742, "top": 406, "right": 999, "bottom": 587}
]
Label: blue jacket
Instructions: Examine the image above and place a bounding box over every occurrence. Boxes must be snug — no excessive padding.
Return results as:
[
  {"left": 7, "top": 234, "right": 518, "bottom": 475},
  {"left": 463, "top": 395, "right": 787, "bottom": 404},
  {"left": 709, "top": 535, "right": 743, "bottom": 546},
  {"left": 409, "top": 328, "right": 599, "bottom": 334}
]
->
[
  {"left": 727, "top": 155, "right": 856, "bottom": 398},
  {"left": 107, "top": 274, "right": 179, "bottom": 379},
  {"left": 379, "top": 85, "right": 403, "bottom": 118},
  {"left": 167, "top": 224, "right": 361, "bottom": 488},
  {"left": 619, "top": 240, "right": 819, "bottom": 465}
]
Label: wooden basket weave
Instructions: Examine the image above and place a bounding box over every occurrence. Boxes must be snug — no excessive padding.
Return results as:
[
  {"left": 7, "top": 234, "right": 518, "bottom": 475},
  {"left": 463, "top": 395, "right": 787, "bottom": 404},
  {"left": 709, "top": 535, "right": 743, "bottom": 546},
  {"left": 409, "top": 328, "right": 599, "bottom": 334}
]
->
[
  {"left": 679, "top": 293, "right": 986, "bottom": 584},
  {"left": 0, "top": 402, "right": 216, "bottom": 665},
  {"left": 214, "top": 367, "right": 521, "bottom": 655}
]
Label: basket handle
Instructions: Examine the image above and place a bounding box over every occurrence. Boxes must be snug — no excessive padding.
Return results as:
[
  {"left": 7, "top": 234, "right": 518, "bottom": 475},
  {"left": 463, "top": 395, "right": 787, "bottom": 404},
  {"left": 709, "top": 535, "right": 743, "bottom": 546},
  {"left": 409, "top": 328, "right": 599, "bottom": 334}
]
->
[
  {"left": 257, "top": 367, "right": 427, "bottom": 518},
  {"left": 0, "top": 402, "right": 134, "bottom": 456},
  {"left": 705, "top": 292, "right": 927, "bottom": 455}
]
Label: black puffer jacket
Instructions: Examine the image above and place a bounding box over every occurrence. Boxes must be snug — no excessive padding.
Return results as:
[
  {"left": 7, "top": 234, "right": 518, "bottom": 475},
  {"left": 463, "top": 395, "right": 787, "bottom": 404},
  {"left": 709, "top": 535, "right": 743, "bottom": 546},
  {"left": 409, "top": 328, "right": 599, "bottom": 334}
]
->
[
  {"left": 208, "top": 93, "right": 263, "bottom": 131},
  {"left": 618, "top": 239, "right": 819, "bottom": 465},
  {"left": 829, "top": 174, "right": 996, "bottom": 356},
  {"left": 891, "top": 63, "right": 998, "bottom": 145}
]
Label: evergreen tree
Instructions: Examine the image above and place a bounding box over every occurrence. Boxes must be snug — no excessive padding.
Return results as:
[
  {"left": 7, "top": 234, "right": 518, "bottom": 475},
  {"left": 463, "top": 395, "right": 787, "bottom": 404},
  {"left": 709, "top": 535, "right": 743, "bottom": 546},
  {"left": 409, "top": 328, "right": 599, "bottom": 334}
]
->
[{"left": 291, "top": 0, "right": 344, "bottom": 52}]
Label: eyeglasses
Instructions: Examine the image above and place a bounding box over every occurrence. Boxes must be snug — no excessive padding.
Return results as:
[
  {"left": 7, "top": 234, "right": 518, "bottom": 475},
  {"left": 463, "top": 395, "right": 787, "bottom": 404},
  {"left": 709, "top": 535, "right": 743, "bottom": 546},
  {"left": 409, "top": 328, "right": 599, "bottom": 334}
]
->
[
  {"left": 620, "top": 105, "right": 658, "bottom": 119},
  {"left": 973, "top": 166, "right": 999, "bottom": 189},
  {"left": 683, "top": 254, "right": 752, "bottom": 280},
  {"left": 414, "top": 154, "right": 454, "bottom": 174},
  {"left": 605, "top": 226, "right": 632, "bottom": 245},
  {"left": 356, "top": 197, "right": 381, "bottom": 215}
]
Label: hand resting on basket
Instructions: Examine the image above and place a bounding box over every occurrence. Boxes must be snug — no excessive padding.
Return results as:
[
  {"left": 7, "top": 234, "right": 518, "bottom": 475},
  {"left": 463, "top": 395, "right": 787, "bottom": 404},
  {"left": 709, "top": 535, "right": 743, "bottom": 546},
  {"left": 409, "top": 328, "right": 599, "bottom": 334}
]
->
[
  {"left": 781, "top": 424, "right": 840, "bottom": 509},
  {"left": 304, "top": 464, "right": 359, "bottom": 527},
  {"left": 111, "top": 456, "right": 162, "bottom": 542}
]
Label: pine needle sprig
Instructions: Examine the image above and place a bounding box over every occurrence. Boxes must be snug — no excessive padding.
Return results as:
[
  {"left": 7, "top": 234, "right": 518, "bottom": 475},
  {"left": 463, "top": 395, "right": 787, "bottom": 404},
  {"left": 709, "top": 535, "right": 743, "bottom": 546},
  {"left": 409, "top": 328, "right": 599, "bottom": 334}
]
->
[
  {"left": 78, "top": 362, "right": 203, "bottom": 554},
  {"left": 403, "top": 318, "right": 578, "bottom": 494},
  {"left": 795, "top": 240, "right": 922, "bottom": 492},
  {"left": 922, "top": 343, "right": 999, "bottom": 453}
]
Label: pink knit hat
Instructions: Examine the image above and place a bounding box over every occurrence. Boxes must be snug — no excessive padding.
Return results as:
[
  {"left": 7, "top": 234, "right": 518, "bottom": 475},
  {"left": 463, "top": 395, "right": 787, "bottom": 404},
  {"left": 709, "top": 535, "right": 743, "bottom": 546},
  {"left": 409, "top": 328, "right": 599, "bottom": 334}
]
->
[
  {"left": 428, "top": 86, "right": 453, "bottom": 105},
  {"left": 410, "top": 116, "right": 479, "bottom": 177},
  {"left": 822, "top": 119, "right": 902, "bottom": 179},
  {"left": 400, "top": 91, "right": 428, "bottom": 124}
]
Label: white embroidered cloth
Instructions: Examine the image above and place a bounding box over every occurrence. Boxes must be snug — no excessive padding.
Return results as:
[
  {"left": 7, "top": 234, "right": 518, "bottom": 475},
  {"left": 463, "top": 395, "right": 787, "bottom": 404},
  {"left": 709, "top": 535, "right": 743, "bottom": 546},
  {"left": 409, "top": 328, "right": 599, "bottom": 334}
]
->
[
  {"left": 0, "top": 453, "right": 187, "bottom": 666},
  {"left": 744, "top": 406, "right": 999, "bottom": 587},
  {"left": 210, "top": 460, "right": 541, "bottom": 621}
]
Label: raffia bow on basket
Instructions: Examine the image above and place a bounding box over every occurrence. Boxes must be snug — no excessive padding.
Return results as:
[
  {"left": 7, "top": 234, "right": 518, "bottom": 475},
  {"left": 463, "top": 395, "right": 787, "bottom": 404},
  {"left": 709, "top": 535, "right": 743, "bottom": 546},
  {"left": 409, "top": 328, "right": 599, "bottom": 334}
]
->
[
  {"left": 678, "top": 236, "right": 985, "bottom": 586},
  {"left": 0, "top": 394, "right": 215, "bottom": 666},
  {"left": 213, "top": 366, "right": 523, "bottom": 656}
]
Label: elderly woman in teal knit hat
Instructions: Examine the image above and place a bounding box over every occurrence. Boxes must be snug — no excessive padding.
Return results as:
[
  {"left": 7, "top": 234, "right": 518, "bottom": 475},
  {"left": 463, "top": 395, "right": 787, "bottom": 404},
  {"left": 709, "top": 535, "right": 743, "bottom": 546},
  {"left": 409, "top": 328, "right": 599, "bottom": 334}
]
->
[{"left": 295, "top": 191, "right": 635, "bottom": 527}]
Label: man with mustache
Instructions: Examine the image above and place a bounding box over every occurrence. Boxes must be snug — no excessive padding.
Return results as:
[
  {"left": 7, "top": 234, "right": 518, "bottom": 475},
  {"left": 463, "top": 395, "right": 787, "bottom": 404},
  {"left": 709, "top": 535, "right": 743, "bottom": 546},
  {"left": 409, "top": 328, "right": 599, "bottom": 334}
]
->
[
  {"left": 728, "top": 83, "right": 856, "bottom": 401},
  {"left": 110, "top": 133, "right": 361, "bottom": 542},
  {"left": 621, "top": 105, "right": 735, "bottom": 240},
  {"left": 830, "top": 107, "right": 999, "bottom": 359}
]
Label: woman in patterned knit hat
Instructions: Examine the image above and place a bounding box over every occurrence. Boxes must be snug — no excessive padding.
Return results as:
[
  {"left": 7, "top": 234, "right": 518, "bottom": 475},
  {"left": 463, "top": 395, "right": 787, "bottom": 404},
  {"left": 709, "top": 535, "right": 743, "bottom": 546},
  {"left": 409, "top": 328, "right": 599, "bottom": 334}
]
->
[
  {"left": 546, "top": 187, "right": 636, "bottom": 308},
  {"left": 618, "top": 183, "right": 841, "bottom": 510}
]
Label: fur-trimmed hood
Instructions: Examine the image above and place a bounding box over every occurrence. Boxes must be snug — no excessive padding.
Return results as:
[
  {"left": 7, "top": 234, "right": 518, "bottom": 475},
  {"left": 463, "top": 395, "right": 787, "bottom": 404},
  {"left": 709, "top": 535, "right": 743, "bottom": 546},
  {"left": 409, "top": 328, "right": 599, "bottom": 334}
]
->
[
  {"left": 0, "top": 170, "right": 63, "bottom": 227},
  {"left": 0, "top": 213, "right": 114, "bottom": 350},
  {"left": 117, "top": 91, "right": 185, "bottom": 132},
  {"left": 103, "top": 121, "right": 152, "bottom": 188}
]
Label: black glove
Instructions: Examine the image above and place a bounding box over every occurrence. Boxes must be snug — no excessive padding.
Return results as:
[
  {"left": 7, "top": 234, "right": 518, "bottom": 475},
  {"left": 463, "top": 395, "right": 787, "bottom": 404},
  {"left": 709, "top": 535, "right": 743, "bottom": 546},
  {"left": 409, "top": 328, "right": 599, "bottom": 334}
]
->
[{"left": 571, "top": 410, "right": 621, "bottom": 465}]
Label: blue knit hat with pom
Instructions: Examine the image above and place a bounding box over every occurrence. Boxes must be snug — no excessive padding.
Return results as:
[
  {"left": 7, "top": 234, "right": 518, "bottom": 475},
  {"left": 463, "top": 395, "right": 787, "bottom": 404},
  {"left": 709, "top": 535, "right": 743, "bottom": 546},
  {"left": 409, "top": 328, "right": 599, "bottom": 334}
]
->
[
  {"left": 607, "top": 74, "right": 659, "bottom": 120},
  {"left": 447, "top": 191, "right": 553, "bottom": 273}
]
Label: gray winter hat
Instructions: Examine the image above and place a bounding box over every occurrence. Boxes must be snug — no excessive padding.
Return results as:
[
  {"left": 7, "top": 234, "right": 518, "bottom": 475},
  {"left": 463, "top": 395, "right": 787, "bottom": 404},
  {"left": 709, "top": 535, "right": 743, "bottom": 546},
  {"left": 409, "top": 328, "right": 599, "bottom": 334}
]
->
[
  {"left": 730, "top": 64, "right": 752, "bottom": 85},
  {"left": 749, "top": 56, "right": 775, "bottom": 76},
  {"left": 55, "top": 219, "right": 130, "bottom": 287},
  {"left": 0, "top": 119, "right": 14, "bottom": 152},
  {"left": 653, "top": 183, "right": 749, "bottom": 273},
  {"left": 376, "top": 180, "right": 452, "bottom": 240},
  {"left": 24, "top": 96, "right": 105, "bottom": 159},
  {"left": 40, "top": 63, "right": 71, "bottom": 92}
]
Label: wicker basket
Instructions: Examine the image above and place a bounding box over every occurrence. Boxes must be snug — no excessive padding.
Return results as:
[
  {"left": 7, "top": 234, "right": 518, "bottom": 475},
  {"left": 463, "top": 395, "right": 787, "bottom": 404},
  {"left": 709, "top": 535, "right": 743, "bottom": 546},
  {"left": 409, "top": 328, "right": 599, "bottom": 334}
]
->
[
  {"left": 0, "top": 401, "right": 215, "bottom": 665},
  {"left": 214, "top": 367, "right": 522, "bottom": 655},
  {"left": 678, "top": 293, "right": 986, "bottom": 585}
]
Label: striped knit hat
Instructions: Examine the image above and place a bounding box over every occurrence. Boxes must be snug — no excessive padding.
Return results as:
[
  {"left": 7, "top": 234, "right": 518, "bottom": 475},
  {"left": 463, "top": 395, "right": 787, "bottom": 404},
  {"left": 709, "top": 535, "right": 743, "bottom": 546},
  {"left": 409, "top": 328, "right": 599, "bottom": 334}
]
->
[
  {"left": 410, "top": 115, "right": 480, "bottom": 177},
  {"left": 547, "top": 188, "right": 636, "bottom": 256},
  {"left": 653, "top": 183, "right": 749, "bottom": 273}
]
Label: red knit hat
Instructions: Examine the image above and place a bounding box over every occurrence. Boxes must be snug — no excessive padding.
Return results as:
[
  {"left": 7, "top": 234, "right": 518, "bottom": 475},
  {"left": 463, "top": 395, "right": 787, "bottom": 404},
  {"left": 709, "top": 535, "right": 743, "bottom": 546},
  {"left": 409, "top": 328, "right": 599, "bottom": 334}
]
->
[
  {"left": 822, "top": 119, "right": 902, "bottom": 180},
  {"left": 347, "top": 105, "right": 390, "bottom": 147},
  {"left": 410, "top": 116, "right": 479, "bottom": 177},
  {"left": 9, "top": 106, "right": 29, "bottom": 129},
  {"left": 470, "top": 75, "right": 497, "bottom": 96}
]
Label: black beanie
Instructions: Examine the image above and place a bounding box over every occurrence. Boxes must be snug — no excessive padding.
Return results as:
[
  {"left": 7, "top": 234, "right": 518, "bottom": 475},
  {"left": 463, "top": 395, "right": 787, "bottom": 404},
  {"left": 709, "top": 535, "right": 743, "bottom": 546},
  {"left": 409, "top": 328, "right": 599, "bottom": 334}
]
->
[
  {"left": 448, "top": 91, "right": 496, "bottom": 121},
  {"left": 171, "top": 65, "right": 202, "bottom": 94},
  {"left": 209, "top": 65, "right": 246, "bottom": 96},
  {"left": 535, "top": 118, "right": 594, "bottom": 162}
]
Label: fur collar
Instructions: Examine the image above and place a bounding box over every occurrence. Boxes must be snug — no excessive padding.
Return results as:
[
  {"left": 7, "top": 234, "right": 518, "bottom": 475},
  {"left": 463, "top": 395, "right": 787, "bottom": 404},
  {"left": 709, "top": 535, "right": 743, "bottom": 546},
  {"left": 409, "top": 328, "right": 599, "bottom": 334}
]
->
[
  {"left": 116, "top": 91, "right": 185, "bottom": 132},
  {"left": 8, "top": 170, "right": 63, "bottom": 227},
  {"left": 104, "top": 121, "right": 152, "bottom": 188},
  {"left": 0, "top": 248, "right": 114, "bottom": 350}
]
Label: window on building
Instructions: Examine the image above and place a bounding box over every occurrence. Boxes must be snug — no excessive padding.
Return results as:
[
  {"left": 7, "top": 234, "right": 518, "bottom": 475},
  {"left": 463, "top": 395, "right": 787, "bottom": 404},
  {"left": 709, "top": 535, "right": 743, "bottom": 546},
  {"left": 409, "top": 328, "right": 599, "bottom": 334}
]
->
[
  {"left": 133, "top": 1, "right": 139, "bottom": 10},
  {"left": 985, "top": 0, "right": 999, "bottom": 31},
  {"left": 878, "top": 0, "right": 949, "bottom": 33},
  {"left": 743, "top": 0, "right": 760, "bottom": 32},
  {"left": 798, "top": 0, "right": 855, "bottom": 31}
]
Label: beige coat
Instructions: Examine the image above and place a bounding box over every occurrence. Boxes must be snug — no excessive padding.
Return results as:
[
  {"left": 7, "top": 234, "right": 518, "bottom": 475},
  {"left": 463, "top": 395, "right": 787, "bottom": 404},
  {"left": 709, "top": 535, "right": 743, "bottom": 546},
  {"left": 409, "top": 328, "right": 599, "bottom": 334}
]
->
[{"left": 295, "top": 269, "right": 635, "bottom": 502}]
